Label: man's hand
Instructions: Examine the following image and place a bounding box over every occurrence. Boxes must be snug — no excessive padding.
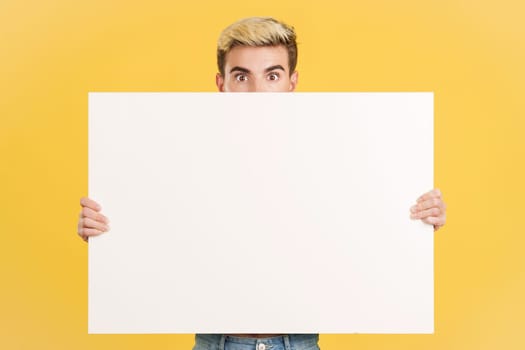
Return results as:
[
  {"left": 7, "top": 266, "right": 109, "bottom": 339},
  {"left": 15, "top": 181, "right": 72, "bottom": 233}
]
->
[
  {"left": 410, "top": 189, "right": 447, "bottom": 231},
  {"left": 77, "top": 197, "right": 110, "bottom": 242}
]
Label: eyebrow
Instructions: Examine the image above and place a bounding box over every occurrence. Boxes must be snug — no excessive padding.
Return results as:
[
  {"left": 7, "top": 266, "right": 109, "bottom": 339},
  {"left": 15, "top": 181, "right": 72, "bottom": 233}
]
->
[
  {"left": 229, "top": 66, "right": 251, "bottom": 74},
  {"left": 264, "top": 65, "right": 286, "bottom": 73},
  {"left": 228, "top": 65, "right": 286, "bottom": 74}
]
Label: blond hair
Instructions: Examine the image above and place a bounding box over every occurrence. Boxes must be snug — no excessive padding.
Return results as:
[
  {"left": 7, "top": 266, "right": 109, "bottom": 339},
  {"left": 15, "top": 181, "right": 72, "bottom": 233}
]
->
[{"left": 217, "top": 17, "right": 298, "bottom": 76}]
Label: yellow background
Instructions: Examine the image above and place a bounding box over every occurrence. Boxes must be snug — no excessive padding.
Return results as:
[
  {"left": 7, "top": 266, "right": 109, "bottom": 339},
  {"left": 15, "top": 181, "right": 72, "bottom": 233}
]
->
[{"left": 1, "top": 0, "right": 524, "bottom": 349}]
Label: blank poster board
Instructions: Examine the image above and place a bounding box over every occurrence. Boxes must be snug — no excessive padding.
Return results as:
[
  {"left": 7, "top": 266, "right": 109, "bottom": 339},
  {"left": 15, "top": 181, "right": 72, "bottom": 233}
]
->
[{"left": 88, "top": 92, "right": 434, "bottom": 334}]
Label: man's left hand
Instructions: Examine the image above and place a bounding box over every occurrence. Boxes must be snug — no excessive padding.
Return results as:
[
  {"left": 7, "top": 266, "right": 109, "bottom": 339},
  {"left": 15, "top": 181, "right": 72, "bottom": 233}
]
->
[{"left": 410, "top": 189, "right": 446, "bottom": 231}]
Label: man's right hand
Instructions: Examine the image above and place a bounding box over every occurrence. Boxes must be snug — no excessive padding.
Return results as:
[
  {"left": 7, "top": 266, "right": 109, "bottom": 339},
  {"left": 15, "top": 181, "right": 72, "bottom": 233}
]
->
[{"left": 78, "top": 197, "right": 110, "bottom": 242}]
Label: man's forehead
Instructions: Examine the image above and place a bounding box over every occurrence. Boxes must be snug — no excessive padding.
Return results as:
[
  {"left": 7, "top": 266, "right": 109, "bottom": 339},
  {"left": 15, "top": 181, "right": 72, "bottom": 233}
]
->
[{"left": 224, "top": 45, "right": 290, "bottom": 73}]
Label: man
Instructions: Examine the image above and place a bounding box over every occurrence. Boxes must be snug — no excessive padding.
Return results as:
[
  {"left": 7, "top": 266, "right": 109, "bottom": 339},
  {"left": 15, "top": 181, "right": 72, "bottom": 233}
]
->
[{"left": 78, "top": 17, "right": 446, "bottom": 350}]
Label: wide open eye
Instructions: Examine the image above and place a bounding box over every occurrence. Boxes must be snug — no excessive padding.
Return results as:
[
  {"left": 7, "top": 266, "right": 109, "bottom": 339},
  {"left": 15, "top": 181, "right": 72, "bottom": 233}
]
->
[
  {"left": 235, "top": 74, "right": 248, "bottom": 82},
  {"left": 267, "top": 72, "right": 280, "bottom": 81}
]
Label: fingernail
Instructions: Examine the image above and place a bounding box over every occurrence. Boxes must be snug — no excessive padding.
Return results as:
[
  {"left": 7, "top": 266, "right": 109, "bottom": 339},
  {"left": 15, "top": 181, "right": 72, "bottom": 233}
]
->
[{"left": 410, "top": 206, "right": 416, "bottom": 213}]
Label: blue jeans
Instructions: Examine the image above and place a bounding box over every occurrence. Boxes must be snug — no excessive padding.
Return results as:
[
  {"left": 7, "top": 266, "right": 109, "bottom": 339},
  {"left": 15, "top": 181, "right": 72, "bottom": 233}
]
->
[{"left": 192, "top": 334, "right": 320, "bottom": 350}]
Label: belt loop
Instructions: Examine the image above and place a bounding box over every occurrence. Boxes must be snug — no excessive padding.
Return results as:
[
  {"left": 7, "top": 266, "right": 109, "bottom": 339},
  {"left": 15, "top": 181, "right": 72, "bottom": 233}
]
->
[
  {"left": 219, "top": 334, "right": 226, "bottom": 350},
  {"left": 283, "top": 334, "right": 292, "bottom": 350}
]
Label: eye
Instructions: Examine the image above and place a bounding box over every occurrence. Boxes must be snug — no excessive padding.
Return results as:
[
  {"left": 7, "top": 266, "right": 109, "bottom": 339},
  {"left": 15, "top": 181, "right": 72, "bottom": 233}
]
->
[
  {"left": 267, "top": 72, "right": 280, "bottom": 81},
  {"left": 235, "top": 74, "right": 248, "bottom": 82}
]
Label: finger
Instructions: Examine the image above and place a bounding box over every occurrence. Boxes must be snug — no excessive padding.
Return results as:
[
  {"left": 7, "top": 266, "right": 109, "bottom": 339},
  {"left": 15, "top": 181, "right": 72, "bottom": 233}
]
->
[
  {"left": 77, "top": 224, "right": 90, "bottom": 242},
  {"left": 417, "top": 188, "right": 442, "bottom": 203},
  {"left": 81, "top": 217, "right": 110, "bottom": 232},
  {"left": 77, "top": 229, "right": 88, "bottom": 242},
  {"left": 410, "top": 207, "right": 442, "bottom": 220},
  {"left": 80, "top": 206, "right": 109, "bottom": 223},
  {"left": 80, "top": 197, "right": 101, "bottom": 211},
  {"left": 411, "top": 197, "right": 445, "bottom": 213},
  {"left": 421, "top": 215, "right": 445, "bottom": 227},
  {"left": 79, "top": 227, "right": 106, "bottom": 238},
  {"left": 78, "top": 228, "right": 89, "bottom": 242}
]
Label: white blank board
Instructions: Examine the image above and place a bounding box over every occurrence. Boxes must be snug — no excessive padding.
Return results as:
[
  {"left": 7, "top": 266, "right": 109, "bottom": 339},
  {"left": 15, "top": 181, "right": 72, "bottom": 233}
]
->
[{"left": 88, "top": 92, "right": 434, "bottom": 334}]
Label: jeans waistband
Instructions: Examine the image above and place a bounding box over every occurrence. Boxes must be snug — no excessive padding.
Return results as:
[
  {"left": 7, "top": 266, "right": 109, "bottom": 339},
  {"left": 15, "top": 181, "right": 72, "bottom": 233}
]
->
[{"left": 195, "top": 334, "right": 319, "bottom": 349}]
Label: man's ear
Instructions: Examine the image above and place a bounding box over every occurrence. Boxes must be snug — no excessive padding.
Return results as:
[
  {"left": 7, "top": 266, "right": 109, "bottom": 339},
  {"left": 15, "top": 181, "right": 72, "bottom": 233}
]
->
[
  {"left": 216, "top": 73, "right": 225, "bottom": 92},
  {"left": 289, "top": 71, "right": 298, "bottom": 91}
]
